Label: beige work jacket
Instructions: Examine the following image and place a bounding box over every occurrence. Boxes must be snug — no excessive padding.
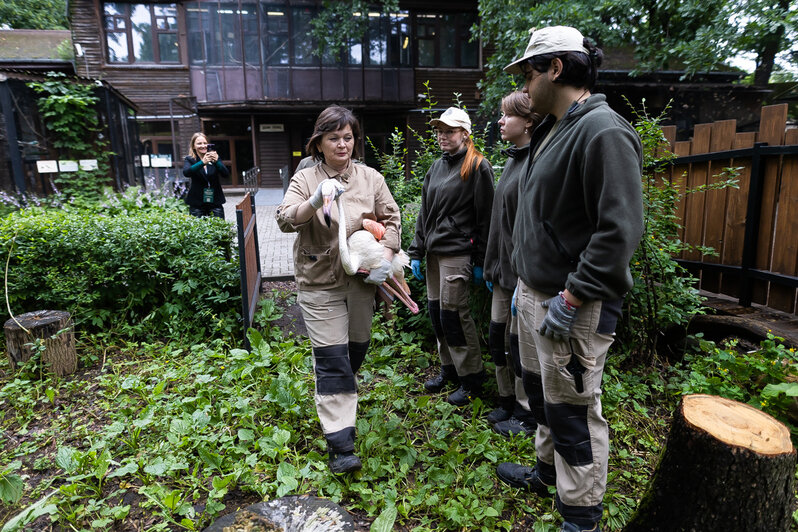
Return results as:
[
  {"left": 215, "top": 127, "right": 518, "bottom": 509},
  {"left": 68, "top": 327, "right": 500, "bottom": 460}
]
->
[{"left": 275, "top": 161, "right": 401, "bottom": 290}]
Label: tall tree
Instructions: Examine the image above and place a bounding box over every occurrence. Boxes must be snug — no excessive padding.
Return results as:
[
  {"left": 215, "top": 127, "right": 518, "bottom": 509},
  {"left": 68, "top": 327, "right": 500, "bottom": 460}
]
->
[
  {"left": 475, "top": 0, "right": 797, "bottom": 113},
  {"left": 0, "top": 0, "right": 68, "bottom": 30}
]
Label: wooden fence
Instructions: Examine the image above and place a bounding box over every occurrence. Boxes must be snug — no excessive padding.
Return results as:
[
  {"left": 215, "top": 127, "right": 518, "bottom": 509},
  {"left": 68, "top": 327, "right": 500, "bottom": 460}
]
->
[
  {"left": 661, "top": 103, "right": 798, "bottom": 315},
  {"left": 235, "top": 193, "right": 261, "bottom": 348}
]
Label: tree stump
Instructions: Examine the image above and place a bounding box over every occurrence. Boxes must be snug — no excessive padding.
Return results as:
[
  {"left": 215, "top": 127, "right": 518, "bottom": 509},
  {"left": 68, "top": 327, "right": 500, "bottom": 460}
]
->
[
  {"left": 4, "top": 310, "right": 77, "bottom": 377},
  {"left": 624, "top": 394, "right": 795, "bottom": 531}
]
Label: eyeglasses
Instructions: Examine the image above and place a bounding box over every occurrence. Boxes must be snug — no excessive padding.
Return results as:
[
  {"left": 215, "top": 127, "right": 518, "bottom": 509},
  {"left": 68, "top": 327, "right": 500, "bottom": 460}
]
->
[{"left": 435, "top": 129, "right": 460, "bottom": 137}]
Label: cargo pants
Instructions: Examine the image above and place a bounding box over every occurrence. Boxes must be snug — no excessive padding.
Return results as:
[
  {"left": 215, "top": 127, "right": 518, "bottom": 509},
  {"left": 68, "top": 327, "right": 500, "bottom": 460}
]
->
[
  {"left": 425, "top": 254, "right": 484, "bottom": 380},
  {"left": 297, "top": 278, "right": 375, "bottom": 454},
  {"left": 515, "top": 280, "right": 621, "bottom": 528},
  {"left": 490, "top": 284, "right": 529, "bottom": 409}
]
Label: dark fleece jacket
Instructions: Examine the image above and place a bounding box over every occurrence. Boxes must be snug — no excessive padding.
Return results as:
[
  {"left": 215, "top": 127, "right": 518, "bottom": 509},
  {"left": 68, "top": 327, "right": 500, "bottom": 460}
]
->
[
  {"left": 408, "top": 150, "right": 494, "bottom": 265},
  {"left": 512, "top": 94, "right": 644, "bottom": 302}
]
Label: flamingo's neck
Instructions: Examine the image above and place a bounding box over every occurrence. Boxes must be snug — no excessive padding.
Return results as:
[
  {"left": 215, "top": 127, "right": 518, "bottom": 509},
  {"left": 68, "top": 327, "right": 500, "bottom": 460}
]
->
[{"left": 337, "top": 197, "right": 357, "bottom": 275}]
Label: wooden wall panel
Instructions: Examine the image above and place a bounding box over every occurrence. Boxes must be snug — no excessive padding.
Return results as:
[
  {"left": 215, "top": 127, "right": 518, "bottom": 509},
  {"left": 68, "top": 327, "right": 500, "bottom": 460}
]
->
[
  {"left": 701, "top": 119, "right": 737, "bottom": 293},
  {"left": 672, "top": 141, "right": 692, "bottom": 249},
  {"left": 683, "top": 124, "right": 712, "bottom": 266},
  {"left": 752, "top": 105, "right": 788, "bottom": 304},
  {"left": 719, "top": 131, "right": 757, "bottom": 298},
  {"left": 768, "top": 127, "right": 798, "bottom": 313}
]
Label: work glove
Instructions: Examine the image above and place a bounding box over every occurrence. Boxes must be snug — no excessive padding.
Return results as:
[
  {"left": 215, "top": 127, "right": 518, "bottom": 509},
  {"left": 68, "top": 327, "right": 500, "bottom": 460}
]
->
[
  {"left": 539, "top": 292, "right": 579, "bottom": 342},
  {"left": 485, "top": 281, "right": 493, "bottom": 293},
  {"left": 410, "top": 259, "right": 424, "bottom": 281},
  {"left": 308, "top": 178, "right": 344, "bottom": 209},
  {"left": 511, "top": 285, "right": 517, "bottom": 316},
  {"left": 365, "top": 259, "right": 392, "bottom": 285},
  {"left": 472, "top": 266, "right": 484, "bottom": 286}
]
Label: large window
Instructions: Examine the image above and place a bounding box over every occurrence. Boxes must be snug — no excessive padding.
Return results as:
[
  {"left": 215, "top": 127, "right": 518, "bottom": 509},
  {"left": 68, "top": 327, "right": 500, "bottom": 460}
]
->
[
  {"left": 414, "top": 12, "right": 478, "bottom": 68},
  {"left": 104, "top": 3, "right": 179, "bottom": 64}
]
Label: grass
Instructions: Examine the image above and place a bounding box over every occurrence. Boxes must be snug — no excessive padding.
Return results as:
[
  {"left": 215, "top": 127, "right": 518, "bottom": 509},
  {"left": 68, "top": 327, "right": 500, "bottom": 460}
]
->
[{"left": 0, "top": 296, "right": 792, "bottom": 531}]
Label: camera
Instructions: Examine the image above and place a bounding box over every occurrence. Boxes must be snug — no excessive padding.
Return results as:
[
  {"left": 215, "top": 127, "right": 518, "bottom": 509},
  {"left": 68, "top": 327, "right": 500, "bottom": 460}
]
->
[{"left": 205, "top": 143, "right": 215, "bottom": 150}]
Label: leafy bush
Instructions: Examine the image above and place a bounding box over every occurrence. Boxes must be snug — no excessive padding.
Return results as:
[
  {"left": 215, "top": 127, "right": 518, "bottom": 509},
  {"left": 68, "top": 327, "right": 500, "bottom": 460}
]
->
[
  {"left": 668, "top": 333, "right": 798, "bottom": 439},
  {"left": 1, "top": 208, "right": 239, "bottom": 340},
  {"left": 616, "top": 102, "right": 738, "bottom": 363}
]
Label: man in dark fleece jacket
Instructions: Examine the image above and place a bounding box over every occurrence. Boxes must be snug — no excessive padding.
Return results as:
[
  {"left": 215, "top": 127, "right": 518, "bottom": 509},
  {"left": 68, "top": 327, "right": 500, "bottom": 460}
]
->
[{"left": 495, "top": 26, "right": 644, "bottom": 532}]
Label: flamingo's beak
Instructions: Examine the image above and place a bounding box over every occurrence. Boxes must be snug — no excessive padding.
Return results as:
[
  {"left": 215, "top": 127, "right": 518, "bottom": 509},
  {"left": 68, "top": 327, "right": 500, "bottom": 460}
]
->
[{"left": 322, "top": 196, "right": 332, "bottom": 227}]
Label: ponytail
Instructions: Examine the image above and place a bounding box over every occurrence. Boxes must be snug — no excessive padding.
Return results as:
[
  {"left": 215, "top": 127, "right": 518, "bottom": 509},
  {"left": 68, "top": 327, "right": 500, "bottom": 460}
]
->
[{"left": 460, "top": 136, "right": 484, "bottom": 181}]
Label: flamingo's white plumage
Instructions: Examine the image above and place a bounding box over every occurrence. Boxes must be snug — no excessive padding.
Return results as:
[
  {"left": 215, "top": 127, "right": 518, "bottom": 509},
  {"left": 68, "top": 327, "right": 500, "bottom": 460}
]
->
[{"left": 321, "top": 180, "right": 419, "bottom": 314}]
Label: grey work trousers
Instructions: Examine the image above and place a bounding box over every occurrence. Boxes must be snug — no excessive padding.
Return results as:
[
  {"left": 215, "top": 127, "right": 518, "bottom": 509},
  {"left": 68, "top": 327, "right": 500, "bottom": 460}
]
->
[
  {"left": 491, "top": 284, "right": 528, "bottom": 409},
  {"left": 515, "top": 280, "right": 617, "bottom": 527},
  {"left": 425, "top": 254, "right": 483, "bottom": 378},
  {"left": 297, "top": 278, "right": 375, "bottom": 453}
]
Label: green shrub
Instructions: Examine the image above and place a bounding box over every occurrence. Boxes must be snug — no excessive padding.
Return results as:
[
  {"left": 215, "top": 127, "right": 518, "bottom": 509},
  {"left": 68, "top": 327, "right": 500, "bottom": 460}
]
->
[
  {"left": 668, "top": 333, "right": 798, "bottom": 439},
  {"left": 1, "top": 208, "right": 239, "bottom": 340}
]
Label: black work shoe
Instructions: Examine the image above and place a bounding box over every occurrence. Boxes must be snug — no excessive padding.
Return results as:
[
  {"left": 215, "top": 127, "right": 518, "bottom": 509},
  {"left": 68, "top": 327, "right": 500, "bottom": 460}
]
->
[
  {"left": 486, "top": 405, "right": 513, "bottom": 424},
  {"left": 561, "top": 522, "right": 601, "bottom": 532},
  {"left": 424, "top": 365, "right": 458, "bottom": 392},
  {"left": 446, "top": 386, "right": 474, "bottom": 406},
  {"left": 493, "top": 416, "right": 536, "bottom": 437},
  {"left": 496, "top": 463, "right": 552, "bottom": 497},
  {"left": 328, "top": 452, "right": 362, "bottom": 474}
]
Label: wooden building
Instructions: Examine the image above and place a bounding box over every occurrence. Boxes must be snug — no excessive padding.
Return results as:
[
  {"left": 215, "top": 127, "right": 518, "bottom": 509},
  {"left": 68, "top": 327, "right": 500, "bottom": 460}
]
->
[
  {"left": 68, "top": 0, "right": 485, "bottom": 188},
  {"left": 0, "top": 29, "right": 140, "bottom": 194}
]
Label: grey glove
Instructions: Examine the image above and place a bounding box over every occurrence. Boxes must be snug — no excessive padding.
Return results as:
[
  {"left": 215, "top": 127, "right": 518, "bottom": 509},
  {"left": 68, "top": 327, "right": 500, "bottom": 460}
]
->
[
  {"left": 539, "top": 292, "right": 578, "bottom": 341},
  {"left": 365, "top": 259, "right": 392, "bottom": 285},
  {"left": 309, "top": 178, "right": 344, "bottom": 209}
]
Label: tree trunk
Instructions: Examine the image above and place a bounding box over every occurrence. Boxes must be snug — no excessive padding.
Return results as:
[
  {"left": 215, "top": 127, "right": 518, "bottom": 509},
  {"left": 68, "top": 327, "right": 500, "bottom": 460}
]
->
[
  {"left": 625, "top": 394, "right": 795, "bottom": 531},
  {"left": 4, "top": 310, "right": 77, "bottom": 377}
]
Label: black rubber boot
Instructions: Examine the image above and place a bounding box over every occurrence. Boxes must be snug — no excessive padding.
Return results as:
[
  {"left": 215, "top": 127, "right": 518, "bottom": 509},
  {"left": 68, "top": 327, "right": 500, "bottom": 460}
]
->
[
  {"left": 328, "top": 451, "right": 362, "bottom": 474},
  {"left": 424, "top": 364, "right": 458, "bottom": 392},
  {"left": 487, "top": 395, "right": 514, "bottom": 424}
]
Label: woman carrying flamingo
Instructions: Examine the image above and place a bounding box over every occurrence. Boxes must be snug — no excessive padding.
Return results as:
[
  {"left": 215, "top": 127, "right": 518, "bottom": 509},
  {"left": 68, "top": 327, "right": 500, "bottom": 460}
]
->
[{"left": 275, "top": 105, "right": 401, "bottom": 474}]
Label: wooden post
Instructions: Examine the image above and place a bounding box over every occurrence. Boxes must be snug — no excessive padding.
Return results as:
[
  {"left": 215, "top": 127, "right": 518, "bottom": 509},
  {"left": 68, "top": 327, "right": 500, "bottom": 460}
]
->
[
  {"left": 624, "top": 394, "right": 795, "bottom": 531},
  {"left": 4, "top": 310, "right": 77, "bottom": 377}
]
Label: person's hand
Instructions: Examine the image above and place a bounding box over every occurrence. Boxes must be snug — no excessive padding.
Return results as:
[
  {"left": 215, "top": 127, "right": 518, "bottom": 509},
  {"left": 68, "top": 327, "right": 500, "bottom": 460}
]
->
[
  {"left": 309, "top": 179, "right": 343, "bottom": 209},
  {"left": 208, "top": 151, "right": 218, "bottom": 163},
  {"left": 539, "top": 292, "right": 579, "bottom": 341},
  {"left": 511, "top": 285, "right": 517, "bottom": 316},
  {"left": 365, "top": 259, "right": 392, "bottom": 285},
  {"left": 472, "top": 266, "right": 484, "bottom": 286},
  {"left": 410, "top": 259, "right": 424, "bottom": 281},
  {"left": 485, "top": 281, "right": 493, "bottom": 293}
]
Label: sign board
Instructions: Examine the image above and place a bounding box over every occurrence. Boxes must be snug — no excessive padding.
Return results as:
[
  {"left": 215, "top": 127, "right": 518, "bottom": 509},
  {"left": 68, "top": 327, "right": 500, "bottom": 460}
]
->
[
  {"left": 260, "top": 123, "right": 285, "bottom": 132},
  {"left": 79, "top": 159, "right": 98, "bottom": 171},
  {"left": 140, "top": 155, "right": 150, "bottom": 167},
  {"left": 58, "top": 160, "right": 79, "bottom": 172},
  {"left": 292, "top": 151, "right": 302, "bottom": 157},
  {"left": 150, "top": 154, "right": 172, "bottom": 168},
  {"left": 36, "top": 160, "right": 58, "bottom": 173}
]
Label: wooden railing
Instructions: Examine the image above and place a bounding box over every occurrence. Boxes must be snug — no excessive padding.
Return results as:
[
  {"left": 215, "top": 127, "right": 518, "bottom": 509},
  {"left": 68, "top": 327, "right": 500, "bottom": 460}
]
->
[
  {"left": 235, "top": 193, "right": 262, "bottom": 347},
  {"left": 661, "top": 104, "right": 798, "bottom": 315}
]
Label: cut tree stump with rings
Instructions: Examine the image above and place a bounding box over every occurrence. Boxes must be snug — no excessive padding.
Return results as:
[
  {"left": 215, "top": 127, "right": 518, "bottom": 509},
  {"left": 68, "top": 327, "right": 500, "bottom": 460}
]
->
[{"left": 4, "top": 310, "right": 77, "bottom": 377}]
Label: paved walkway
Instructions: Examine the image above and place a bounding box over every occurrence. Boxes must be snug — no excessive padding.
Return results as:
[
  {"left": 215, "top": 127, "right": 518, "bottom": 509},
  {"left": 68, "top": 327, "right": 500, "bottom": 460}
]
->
[{"left": 223, "top": 188, "right": 295, "bottom": 280}]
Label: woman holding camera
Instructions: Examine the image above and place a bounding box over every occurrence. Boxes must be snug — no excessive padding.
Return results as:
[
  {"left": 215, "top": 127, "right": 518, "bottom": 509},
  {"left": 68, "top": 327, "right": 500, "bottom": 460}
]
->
[{"left": 183, "top": 132, "right": 228, "bottom": 218}]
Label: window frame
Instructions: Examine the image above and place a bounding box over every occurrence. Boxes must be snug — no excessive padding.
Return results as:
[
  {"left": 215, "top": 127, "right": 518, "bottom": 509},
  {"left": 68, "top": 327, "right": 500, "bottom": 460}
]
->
[{"left": 103, "top": 2, "right": 180, "bottom": 65}]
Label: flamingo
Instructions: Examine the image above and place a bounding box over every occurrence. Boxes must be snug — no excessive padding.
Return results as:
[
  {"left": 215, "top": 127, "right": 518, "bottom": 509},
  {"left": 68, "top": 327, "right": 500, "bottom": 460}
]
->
[{"left": 320, "top": 180, "right": 419, "bottom": 314}]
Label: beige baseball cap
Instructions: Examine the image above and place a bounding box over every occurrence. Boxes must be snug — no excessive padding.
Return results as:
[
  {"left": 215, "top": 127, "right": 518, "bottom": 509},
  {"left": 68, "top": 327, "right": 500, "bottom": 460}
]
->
[
  {"left": 504, "top": 26, "right": 589, "bottom": 75},
  {"left": 430, "top": 107, "right": 471, "bottom": 135}
]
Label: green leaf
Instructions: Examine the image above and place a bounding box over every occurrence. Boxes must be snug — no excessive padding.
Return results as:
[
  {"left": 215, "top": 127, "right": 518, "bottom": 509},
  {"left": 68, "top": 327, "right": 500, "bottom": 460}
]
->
[
  {"left": 370, "top": 506, "right": 398, "bottom": 532},
  {"left": 0, "top": 474, "right": 24, "bottom": 504},
  {"left": 143, "top": 457, "right": 170, "bottom": 476},
  {"left": 108, "top": 461, "right": 138, "bottom": 479},
  {"left": 55, "top": 446, "right": 78, "bottom": 473}
]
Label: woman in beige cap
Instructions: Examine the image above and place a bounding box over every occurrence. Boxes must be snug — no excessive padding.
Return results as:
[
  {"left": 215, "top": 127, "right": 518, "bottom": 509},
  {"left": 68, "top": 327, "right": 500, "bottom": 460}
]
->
[{"left": 407, "top": 107, "right": 495, "bottom": 406}]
